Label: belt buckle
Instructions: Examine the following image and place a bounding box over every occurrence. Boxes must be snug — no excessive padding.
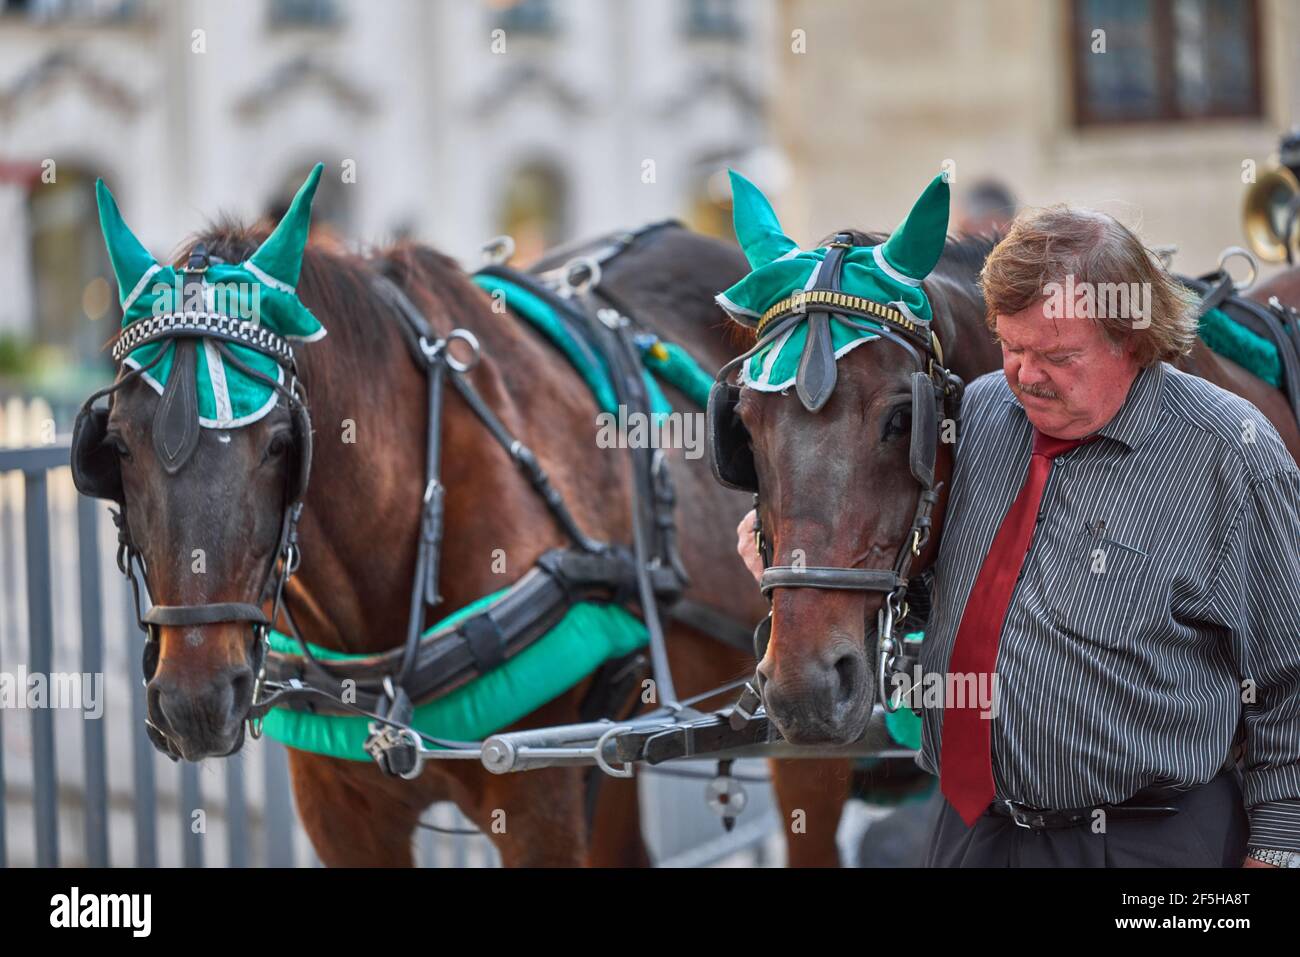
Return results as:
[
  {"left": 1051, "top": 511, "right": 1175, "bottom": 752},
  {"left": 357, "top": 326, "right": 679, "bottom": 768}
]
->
[{"left": 1004, "top": 799, "right": 1049, "bottom": 830}]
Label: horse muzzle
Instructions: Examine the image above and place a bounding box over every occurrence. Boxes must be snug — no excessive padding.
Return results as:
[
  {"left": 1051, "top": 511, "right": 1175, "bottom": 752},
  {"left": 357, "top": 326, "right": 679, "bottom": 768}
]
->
[
  {"left": 143, "top": 618, "right": 263, "bottom": 761},
  {"left": 757, "top": 631, "right": 873, "bottom": 746}
]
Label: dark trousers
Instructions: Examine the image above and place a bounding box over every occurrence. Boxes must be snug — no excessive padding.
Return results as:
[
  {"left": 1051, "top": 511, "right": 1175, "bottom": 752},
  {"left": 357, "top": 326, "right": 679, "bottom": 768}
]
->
[{"left": 924, "top": 769, "right": 1249, "bottom": 867}]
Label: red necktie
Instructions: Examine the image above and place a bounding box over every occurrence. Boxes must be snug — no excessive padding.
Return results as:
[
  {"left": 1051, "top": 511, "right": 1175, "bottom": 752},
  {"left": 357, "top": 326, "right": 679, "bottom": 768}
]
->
[{"left": 939, "top": 428, "right": 1096, "bottom": 825}]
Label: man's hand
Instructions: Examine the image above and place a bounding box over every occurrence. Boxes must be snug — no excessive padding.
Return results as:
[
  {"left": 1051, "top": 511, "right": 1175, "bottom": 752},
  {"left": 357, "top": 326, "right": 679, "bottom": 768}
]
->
[
  {"left": 736, "top": 508, "right": 763, "bottom": 583},
  {"left": 1242, "top": 857, "right": 1278, "bottom": 868}
]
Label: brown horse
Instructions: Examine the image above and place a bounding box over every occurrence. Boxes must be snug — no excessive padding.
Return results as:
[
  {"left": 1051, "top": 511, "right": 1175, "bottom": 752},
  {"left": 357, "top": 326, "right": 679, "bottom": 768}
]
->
[
  {"left": 732, "top": 230, "right": 1300, "bottom": 745},
  {"left": 100, "top": 217, "right": 855, "bottom": 866}
]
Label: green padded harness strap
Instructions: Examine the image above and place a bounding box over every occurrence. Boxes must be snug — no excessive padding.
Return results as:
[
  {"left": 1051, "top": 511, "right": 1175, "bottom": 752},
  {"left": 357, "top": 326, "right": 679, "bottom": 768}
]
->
[
  {"left": 262, "top": 598, "right": 649, "bottom": 761},
  {"left": 1199, "top": 305, "right": 1282, "bottom": 387}
]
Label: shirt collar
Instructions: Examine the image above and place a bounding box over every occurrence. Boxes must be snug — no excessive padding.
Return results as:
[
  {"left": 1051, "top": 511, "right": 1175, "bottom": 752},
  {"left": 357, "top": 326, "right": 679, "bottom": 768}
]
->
[{"left": 1000, "top": 361, "right": 1166, "bottom": 452}]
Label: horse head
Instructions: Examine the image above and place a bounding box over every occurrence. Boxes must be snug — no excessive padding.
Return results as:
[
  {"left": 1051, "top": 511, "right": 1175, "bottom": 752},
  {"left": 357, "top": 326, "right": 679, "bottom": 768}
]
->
[
  {"left": 710, "top": 170, "right": 959, "bottom": 745},
  {"left": 72, "top": 166, "right": 323, "bottom": 761}
]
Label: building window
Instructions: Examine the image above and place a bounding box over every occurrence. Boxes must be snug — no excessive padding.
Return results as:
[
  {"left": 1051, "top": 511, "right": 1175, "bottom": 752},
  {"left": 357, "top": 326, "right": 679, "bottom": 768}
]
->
[
  {"left": 268, "top": 0, "right": 339, "bottom": 28},
  {"left": 2, "top": 0, "right": 140, "bottom": 19},
  {"left": 1070, "top": 0, "right": 1261, "bottom": 125},
  {"left": 684, "top": 168, "right": 734, "bottom": 241},
  {"left": 25, "top": 167, "right": 117, "bottom": 365},
  {"left": 684, "top": 0, "right": 742, "bottom": 39},
  {"left": 265, "top": 162, "right": 350, "bottom": 237},
  {"left": 497, "top": 163, "right": 567, "bottom": 266},
  {"left": 491, "top": 0, "right": 553, "bottom": 36}
]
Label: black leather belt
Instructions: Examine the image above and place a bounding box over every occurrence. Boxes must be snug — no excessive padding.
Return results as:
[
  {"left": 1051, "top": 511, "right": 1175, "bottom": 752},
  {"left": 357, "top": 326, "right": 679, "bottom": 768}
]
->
[{"left": 984, "top": 779, "right": 1207, "bottom": 831}]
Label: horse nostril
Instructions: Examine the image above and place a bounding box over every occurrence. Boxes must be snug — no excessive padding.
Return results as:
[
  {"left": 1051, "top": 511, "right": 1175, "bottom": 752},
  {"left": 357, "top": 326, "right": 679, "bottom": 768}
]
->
[
  {"left": 831, "top": 651, "right": 861, "bottom": 706},
  {"left": 228, "top": 668, "right": 253, "bottom": 712},
  {"left": 146, "top": 680, "right": 170, "bottom": 731}
]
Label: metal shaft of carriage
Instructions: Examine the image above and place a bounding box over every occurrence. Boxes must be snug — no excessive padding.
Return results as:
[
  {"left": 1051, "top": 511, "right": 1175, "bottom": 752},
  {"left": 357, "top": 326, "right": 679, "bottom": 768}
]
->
[{"left": 374, "top": 698, "right": 913, "bottom": 779}]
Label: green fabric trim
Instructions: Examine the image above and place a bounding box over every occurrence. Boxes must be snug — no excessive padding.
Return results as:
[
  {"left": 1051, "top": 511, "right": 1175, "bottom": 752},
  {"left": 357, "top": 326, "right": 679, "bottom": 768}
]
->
[
  {"left": 884, "top": 705, "right": 922, "bottom": 751},
  {"left": 471, "top": 273, "right": 671, "bottom": 415},
  {"left": 1199, "top": 306, "right": 1282, "bottom": 388},
  {"left": 261, "top": 597, "right": 649, "bottom": 761},
  {"left": 637, "top": 339, "right": 715, "bottom": 409},
  {"left": 264, "top": 610, "right": 921, "bottom": 760},
  {"left": 743, "top": 316, "right": 882, "bottom": 389},
  {"left": 261, "top": 273, "right": 725, "bottom": 762}
]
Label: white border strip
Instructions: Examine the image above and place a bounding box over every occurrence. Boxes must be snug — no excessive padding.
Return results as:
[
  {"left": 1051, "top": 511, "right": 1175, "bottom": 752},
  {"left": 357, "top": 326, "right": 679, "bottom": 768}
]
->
[
  {"left": 120, "top": 263, "right": 163, "bottom": 312},
  {"left": 203, "top": 339, "right": 234, "bottom": 424},
  {"left": 890, "top": 299, "right": 927, "bottom": 326},
  {"left": 241, "top": 260, "right": 295, "bottom": 295},
  {"left": 715, "top": 291, "right": 759, "bottom": 322},
  {"left": 872, "top": 244, "right": 922, "bottom": 287},
  {"left": 122, "top": 345, "right": 284, "bottom": 429},
  {"left": 743, "top": 330, "right": 881, "bottom": 393}
]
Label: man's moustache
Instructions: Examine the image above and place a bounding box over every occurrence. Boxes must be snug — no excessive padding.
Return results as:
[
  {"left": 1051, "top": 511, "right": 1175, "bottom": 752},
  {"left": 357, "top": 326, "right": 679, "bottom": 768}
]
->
[{"left": 1016, "top": 383, "right": 1059, "bottom": 399}]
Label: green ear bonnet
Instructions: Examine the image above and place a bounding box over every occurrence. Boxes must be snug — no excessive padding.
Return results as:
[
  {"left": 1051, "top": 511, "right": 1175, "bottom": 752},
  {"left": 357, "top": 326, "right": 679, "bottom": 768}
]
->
[
  {"left": 715, "top": 170, "right": 950, "bottom": 393},
  {"left": 96, "top": 163, "right": 327, "bottom": 426}
]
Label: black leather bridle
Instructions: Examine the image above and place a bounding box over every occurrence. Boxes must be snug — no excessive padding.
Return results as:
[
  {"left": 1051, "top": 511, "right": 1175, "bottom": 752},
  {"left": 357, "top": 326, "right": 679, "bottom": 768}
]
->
[{"left": 70, "top": 244, "right": 311, "bottom": 753}]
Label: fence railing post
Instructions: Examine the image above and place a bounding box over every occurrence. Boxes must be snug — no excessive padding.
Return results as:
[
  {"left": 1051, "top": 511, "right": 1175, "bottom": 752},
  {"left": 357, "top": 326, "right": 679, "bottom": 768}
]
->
[
  {"left": 0, "top": 686, "right": 6, "bottom": 868},
  {"left": 225, "top": 753, "right": 249, "bottom": 868},
  {"left": 263, "top": 742, "right": 297, "bottom": 867},
  {"left": 127, "top": 581, "right": 157, "bottom": 868},
  {"left": 77, "top": 496, "right": 110, "bottom": 866},
  {"left": 24, "top": 470, "right": 59, "bottom": 866},
  {"left": 181, "top": 763, "right": 203, "bottom": 867}
]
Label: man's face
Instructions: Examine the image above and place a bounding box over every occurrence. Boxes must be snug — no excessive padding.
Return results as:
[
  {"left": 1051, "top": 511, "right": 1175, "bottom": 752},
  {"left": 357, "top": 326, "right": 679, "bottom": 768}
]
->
[{"left": 994, "top": 300, "right": 1142, "bottom": 438}]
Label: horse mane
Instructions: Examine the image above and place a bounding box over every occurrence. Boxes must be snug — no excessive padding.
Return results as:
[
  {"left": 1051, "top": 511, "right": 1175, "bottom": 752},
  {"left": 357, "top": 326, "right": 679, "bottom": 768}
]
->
[{"left": 827, "top": 228, "right": 1002, "bottom": 283}]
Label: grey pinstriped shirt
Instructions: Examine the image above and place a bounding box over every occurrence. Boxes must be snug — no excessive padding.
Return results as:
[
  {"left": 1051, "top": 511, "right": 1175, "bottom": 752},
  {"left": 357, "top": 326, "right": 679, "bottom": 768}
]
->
[{"left": 915, "top": 361, "right": 1300, "bottom": 851}]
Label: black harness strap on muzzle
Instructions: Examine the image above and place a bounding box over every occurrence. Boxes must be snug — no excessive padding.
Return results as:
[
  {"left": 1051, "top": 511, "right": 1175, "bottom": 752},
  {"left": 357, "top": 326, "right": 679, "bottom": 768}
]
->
[
  {"left": 143, "top": 603, "right": 271, "bottom": 627},
  {"left": 759, "top": 566, "right": 903, "bottom": 595}
]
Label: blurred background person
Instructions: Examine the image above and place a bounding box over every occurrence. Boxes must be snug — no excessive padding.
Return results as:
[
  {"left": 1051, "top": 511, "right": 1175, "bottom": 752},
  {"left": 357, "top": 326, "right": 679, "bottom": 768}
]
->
[{"left": 954, "top": 178, "right": 1018, "bottom": 238}]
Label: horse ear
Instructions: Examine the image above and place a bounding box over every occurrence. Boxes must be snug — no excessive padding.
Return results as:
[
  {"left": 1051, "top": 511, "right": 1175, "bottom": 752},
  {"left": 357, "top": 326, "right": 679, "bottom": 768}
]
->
[
  {"left": 729, "top": 169, "right": 798, "bottom": 269},
  {"left": 248, "top": 162, "right": 324, "bottom": 290},
  {"left": 880, "top": 174, "right": 950, "bottom": 281},
  {"left": 96, "top": 179, "right": 159, "bottom": 306}
]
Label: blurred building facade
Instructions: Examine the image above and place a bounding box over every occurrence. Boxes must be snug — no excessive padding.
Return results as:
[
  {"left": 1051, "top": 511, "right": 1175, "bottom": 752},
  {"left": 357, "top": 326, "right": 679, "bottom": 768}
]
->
[
  {"left": 3, "top": 0, "right": 1299, "bottom": 380},
  {"left": 765, "top": 0, "right": 1298, "bottom": 281},
  {"left": 0, "top": 0, "right": 776, "bottom": 370}
]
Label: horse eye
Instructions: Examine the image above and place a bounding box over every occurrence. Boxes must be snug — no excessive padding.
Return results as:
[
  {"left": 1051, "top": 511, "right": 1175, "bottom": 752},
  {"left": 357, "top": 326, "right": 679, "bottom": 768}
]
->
[
  {"left": 103, "top": 433, "right": 131, "bottom": 460},
  {"left": 883, "top": 407, "right": 911, "bottom": 441},
  {"left": 266, "top": 434, "right": 292, "bottom": 458}
]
